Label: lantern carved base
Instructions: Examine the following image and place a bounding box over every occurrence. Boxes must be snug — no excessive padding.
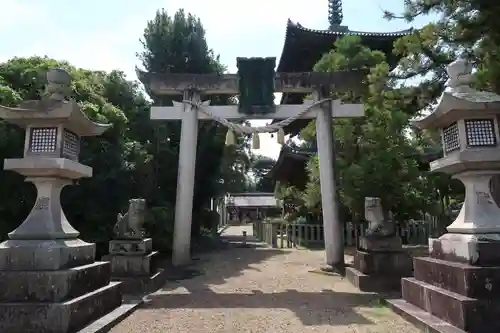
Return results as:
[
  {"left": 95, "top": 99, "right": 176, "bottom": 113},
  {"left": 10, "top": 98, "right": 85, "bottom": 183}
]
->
[
  {"left": 444, "top": 171, "right": 500, "bottom": 234},
  {"left": 346, "top": 235, "right": 413, "bottom": 292},
  {"left": 8, "top": 177, "right": 79, "bottom": 240},
  {"left": 0, "top": 169, "right": 122, "bottom": 332}
]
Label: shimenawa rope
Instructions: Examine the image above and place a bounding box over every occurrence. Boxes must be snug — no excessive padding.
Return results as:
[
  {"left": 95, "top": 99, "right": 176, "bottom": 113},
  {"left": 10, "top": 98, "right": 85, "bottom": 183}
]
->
[{"left": 182, "top": 98, "right": 331, "bottom": 148}]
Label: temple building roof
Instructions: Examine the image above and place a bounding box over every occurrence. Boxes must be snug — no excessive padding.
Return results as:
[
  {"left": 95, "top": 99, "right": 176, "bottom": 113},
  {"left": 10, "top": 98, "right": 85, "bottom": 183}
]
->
[
  {"left": 266, "top": 145, "right": 439, "bottom": 189},
  {"left": 277, "top": 20, "right": 412, "bottom": 74},
  {"left": 264, "top": 146, "right": 316, "bottom": 189},
  {"left": 276, "top": 20, "right": 412, "bottom": 136}
]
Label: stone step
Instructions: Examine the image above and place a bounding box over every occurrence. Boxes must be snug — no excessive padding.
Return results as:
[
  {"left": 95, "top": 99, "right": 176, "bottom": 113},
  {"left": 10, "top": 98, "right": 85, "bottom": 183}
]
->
[
  {"left": 116, "top": 268, "right": 168, "bottom": 295},
  {"left": 402, "top": 277, "right": 500, "bottom": 333},
  {"left": 345, "top": 266, "right": 402, "bottom": 292},
  {"left": 413, "top": 256, "right": 500, "bottom": 298},
  {"left": 103, "top": 251, "right": 159, "bottom": 277},
  {"left": 386, "top": 298, "right": 466, "bottom": 333},
  {"left": 354, "top": 249, "right": 412, "bottom": 275},
  {"left": 0, "top": 261, "right": 111, "bottom": 302},
  {"left": 0, "top": 281, "right": 122, "bottom": 333}
]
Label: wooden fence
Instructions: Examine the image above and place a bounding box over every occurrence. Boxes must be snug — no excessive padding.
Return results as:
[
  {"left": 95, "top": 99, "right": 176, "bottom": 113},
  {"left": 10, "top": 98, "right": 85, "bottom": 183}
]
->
[{"left": 252, "top": 220, "right": 443, "bottom": 249}]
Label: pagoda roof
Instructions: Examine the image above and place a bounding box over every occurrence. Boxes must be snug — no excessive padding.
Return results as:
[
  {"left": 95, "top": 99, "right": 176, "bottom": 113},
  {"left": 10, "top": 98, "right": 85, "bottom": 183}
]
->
[
  {"left": 277, "top": 20, "right": 412, "bottom": 73},
  {"left": 276, "top": 20, "right": 412, "bottom": 136},
  {"left": 264, "top": 146, "right": 315, "bottom": 189}
]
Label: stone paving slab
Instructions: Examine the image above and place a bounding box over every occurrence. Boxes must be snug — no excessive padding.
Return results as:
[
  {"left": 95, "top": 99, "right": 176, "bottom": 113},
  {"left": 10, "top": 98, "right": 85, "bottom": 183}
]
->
[{"left": 109, "top": 225, "right": 420, "bottom": 333}]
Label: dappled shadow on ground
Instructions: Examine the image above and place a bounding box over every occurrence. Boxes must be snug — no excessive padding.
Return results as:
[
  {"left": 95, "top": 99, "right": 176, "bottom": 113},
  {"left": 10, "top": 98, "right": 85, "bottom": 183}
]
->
[
  {"left": 143, "top": 289, "right": 375, "bottom": 326},
  {"left": 160, "top": 245, "right": 286, "bottom": 289},
  {"left": 159, "top": 227, "right": 286, "bottom": 287},
  {"left": 150, "top": 226, "right": 380, "bottom": 327}
]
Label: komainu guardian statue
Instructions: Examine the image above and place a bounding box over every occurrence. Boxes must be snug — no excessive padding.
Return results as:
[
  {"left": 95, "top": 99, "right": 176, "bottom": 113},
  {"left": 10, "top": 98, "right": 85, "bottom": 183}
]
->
[
  {"left": 113, "top": 198, "right": 147, "bottom": 239},
  {"left": 364, "top": 197, "right": 395, "bottom": 237}
]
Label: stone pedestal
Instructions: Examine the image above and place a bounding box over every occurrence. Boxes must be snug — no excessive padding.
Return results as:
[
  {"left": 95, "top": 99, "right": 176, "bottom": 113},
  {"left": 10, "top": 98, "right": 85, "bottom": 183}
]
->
[
  {"left": 346, "top": 197, "right": 412, "bottom": 291},
  {"left": 0, "top": 238, "right": 122, "bottom": 333},
  {"left": 346, "top": 235, "right": 412, "bottom": 292},
  {"left": 103, "top": 238, "right": 166, "bottom": 295},
  {"left": 388, "top": 235, "right": 500, "bottom": 333}
]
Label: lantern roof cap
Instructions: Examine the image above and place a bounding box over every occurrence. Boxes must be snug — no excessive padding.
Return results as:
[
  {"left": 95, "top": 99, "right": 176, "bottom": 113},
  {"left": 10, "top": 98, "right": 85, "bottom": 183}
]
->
[
  {"left": 0, "top": 68, "right": 111, "bottom": 136},
  {"left": 412, "top": 58, "right": 500, "bottom": 130}
]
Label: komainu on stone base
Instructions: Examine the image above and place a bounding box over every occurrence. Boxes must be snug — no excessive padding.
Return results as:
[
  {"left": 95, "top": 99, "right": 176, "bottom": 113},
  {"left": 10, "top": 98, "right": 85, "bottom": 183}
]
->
[
  {"left": 104, "top": 199, "right": 166, "bottom": 295},
  {"left": 346, "top": 197, "right": 412, "bottom": 292},
  {"left": 113, "top": 198, "right": 147, "bottom": 240}
]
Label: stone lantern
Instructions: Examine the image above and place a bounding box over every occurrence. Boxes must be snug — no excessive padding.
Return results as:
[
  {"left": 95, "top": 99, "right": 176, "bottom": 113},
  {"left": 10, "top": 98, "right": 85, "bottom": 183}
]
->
[
  {"left": 0, "top": 69, "right": 122, "bottom": 332},
  {"left": 388, "top": 59, "right": 500, "bottom": 333}
]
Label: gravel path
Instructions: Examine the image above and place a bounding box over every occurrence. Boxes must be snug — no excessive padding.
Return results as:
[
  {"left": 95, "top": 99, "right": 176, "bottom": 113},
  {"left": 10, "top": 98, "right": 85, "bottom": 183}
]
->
[{"left": 110, "top": 225, "right": 420, "bottom": 333}]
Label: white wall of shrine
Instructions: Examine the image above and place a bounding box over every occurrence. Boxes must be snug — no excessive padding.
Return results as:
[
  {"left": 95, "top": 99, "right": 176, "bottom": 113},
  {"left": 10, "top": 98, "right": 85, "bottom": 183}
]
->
[{"left": 226, "top": 195, "right": 281, "bottom": 208}]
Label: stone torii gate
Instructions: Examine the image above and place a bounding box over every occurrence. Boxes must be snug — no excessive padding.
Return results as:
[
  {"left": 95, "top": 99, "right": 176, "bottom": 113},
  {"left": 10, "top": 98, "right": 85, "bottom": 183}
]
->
[{"left": 138, "top": 57, "right": 366, "bottom": 272}]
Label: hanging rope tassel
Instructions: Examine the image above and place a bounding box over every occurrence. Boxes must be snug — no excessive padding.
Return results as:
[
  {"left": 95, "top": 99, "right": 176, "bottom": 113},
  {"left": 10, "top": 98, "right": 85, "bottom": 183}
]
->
[
  {"left": 225, "top": 129, "right": 236, "bottom": 146},
  {"left": 252, "top": 133, "right": 260, "bottom": 149},
  {"left": 276, "top": 128, "right": 285, "bottom": 145}
]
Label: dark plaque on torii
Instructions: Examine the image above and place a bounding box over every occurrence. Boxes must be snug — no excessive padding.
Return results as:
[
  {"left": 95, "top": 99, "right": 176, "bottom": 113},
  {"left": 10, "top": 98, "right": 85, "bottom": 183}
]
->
[{"left": 237, "top": 57, "right": 276, "bottom": 115}]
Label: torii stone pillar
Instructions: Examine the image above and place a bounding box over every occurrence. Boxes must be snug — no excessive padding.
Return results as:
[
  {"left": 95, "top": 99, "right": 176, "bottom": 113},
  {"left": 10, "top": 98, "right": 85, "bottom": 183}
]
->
[
  {"left": 172, "top": 90, "right": 200, "bottom": 266},
  {"left": 137, "top": 61, "right": 366, "bottom": 270}
]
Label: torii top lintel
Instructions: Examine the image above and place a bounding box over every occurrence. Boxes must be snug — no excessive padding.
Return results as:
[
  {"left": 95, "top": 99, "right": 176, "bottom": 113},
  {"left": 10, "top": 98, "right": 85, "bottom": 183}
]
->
[{"left": 136, "top": 68, "right": 368, "bottom": 96}]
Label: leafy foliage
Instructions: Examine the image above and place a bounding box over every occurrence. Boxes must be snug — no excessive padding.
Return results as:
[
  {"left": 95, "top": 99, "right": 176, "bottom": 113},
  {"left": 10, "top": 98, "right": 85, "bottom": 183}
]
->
[{"left": 249, "top": 154, "right": 276, "bottom": 192}]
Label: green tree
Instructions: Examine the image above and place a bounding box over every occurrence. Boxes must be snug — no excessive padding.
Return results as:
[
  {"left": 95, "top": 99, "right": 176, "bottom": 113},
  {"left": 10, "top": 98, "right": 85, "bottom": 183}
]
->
[
  {"left": 250, "top": 154, "right": 276, "bottom": 192},
  {"left": 300, "top": 36, "right": 425, "bottom": 221},
  {"left": 385, "top": 0, "right": 500, "bottom": 91},
  {"left": 301, "top": 156, "right": 322, "bottom": 218}
]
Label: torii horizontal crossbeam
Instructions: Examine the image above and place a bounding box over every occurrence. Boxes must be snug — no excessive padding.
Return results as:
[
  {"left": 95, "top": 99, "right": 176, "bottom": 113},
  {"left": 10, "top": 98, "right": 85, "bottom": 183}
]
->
[
  {"left": 137, "top": 69, "right": 368, "bottom": 95},
  {"left": 151, "top": 100, "right": 364, "bottom": 120}
]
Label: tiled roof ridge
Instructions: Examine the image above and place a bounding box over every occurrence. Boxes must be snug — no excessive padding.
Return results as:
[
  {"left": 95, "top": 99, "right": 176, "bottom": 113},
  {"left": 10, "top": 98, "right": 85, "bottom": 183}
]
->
[{"left": 287, "top": 18, "right": 413, "bottom": 37}]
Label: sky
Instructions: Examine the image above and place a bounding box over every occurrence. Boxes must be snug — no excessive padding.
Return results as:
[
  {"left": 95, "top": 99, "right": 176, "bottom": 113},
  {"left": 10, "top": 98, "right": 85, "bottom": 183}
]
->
[{"left": 0, "top": 0, "right": 435, "bottom": 159}]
